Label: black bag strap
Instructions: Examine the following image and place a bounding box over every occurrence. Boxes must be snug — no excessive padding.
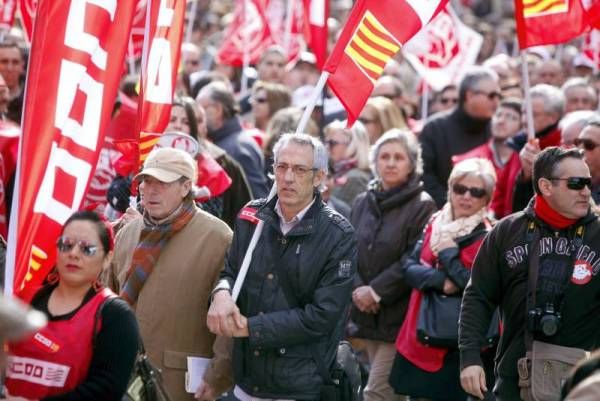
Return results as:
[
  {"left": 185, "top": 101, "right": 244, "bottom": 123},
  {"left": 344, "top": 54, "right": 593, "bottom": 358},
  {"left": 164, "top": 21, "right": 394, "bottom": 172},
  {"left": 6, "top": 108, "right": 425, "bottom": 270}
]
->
[{"left": 93, "top": 296, "right": 145, "bottom": 354}]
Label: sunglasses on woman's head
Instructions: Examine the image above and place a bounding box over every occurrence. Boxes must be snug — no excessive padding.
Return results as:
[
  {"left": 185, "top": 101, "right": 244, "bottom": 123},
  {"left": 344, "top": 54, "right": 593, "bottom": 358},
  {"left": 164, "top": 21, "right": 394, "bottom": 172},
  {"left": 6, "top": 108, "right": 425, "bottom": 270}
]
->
[
  {"left": 56, "top": 237, "right": 99, "bottom": 257},
  {"left": 452, "top": 184, "right": 487, "bottom": 199},
  {"left": 549, "top": 176, "right": 592, "bottom": 191}
]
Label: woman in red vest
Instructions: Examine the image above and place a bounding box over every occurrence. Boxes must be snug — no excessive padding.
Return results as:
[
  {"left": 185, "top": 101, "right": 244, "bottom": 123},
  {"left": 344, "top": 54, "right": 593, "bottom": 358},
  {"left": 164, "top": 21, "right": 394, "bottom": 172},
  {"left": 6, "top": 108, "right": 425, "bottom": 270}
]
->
[
  {"left": 5, "top": 211, "right": 139, "bottom": 401},
  {"left": 390, "top": 158, "right": 497, "bottom": 401}
]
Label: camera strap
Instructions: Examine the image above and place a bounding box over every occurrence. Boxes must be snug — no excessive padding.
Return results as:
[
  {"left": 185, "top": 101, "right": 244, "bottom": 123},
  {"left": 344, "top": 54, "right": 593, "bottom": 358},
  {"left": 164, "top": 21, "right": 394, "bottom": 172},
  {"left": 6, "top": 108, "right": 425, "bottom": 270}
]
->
[{"left": 524, "top": 220, "right": 585, "bottom": 351}]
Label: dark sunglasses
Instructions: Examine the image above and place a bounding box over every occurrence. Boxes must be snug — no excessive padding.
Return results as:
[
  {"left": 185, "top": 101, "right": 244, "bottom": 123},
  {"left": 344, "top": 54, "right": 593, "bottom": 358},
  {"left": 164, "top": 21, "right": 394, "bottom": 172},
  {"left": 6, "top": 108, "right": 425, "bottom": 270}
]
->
[
  {"left": 473, "top": 90, "right": 502, "bottom": 101},
  {"left": 573, "top": 138, "right": 599, "bottom": 151},
  {"left": 57, "top": 237, "right": 99, "bottom": 257},
  {"left": 440, "top": 97, "right": 458, "bottom": 105},
  {"left": 252, "top": 97, "right": 268, "bottom": 104},
  {"left": 325, "top": 139, "right": 350, "bottom": 147},
  {"left": 549, "top": 176, "right": 592, "bottom": 190},
  {"left": 452, "top": 183, "right": 487, "bottom": 199},
  {"left": 358, "top": 117, "right": 378, "bottom": 125}
]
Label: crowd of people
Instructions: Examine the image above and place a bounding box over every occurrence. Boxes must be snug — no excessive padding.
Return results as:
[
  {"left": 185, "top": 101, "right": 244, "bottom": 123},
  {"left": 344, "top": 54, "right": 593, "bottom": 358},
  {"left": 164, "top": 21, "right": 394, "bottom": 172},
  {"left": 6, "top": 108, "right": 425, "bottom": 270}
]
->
[{"left": 0, "top": 1, "right": 600, "bottom": 401}]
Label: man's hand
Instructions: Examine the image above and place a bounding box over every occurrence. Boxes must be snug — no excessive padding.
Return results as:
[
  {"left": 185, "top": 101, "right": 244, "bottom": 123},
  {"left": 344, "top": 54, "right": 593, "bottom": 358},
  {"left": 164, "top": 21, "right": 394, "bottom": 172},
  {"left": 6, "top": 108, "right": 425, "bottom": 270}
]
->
[
  {"left": 352, "top": 286, "right": 379, "bottom": 313},
  {"left": 460, "top": 365, "right": 487, "bottom": 400},
  {"left": 195, "top": 381, "right": 217, "bottom": 401},
  {"left": 442, "top": 279, "right": 459, "bottom": 295},
  {"left": 519, "top": 139, "right": 540, "bottom": 181},
  {"left": 231, "top": 315, "right": 249, "bottom": 337},
  {"left": 207, "top": 291, "right": 245, "bottom": 337}
]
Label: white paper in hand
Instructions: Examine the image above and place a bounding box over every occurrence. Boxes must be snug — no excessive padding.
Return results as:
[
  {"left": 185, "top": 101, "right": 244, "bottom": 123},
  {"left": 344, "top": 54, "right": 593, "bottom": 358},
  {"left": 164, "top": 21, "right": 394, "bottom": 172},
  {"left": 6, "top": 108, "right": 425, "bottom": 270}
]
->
[{"left": 185, "top": 356, "right": 211, "bottom": 393}]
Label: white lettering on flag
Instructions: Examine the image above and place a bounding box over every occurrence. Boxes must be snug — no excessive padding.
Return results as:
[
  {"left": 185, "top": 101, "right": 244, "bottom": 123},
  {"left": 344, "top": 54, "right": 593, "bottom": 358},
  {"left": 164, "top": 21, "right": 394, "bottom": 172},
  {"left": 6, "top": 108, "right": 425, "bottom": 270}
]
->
[
  {"left": 405, "top": 0, "right": 441, "bottom": 27},
  {"left": 309, "top": 0, "right": 326, "bottom": 27},
  {"left": 7, "top": 356, "right": 70, "bottom": 387}
]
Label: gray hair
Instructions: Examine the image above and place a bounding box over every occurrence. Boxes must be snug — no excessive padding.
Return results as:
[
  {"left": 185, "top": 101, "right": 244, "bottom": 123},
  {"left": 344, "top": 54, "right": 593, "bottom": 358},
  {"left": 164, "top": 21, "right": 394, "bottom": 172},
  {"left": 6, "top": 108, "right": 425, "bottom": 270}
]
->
[
  {"left": 323, "top": 120, "right": 371, "bottom": 170},
  {"left": 559, "top": 110, "right": 597, "bottom": 131},
  {"left": 369, "top": 129, "right": 423, "bottom": 179},
  {"left": 196, "top": 81, "right": 239, "bottom": 119},
  {"left": 272, "top": 133, "right": 328, "bottom": 174},
  {"left": 561, "top": 77, "right": 596, "bottom": 97},
  {"left": 458, "top": 66, "right": 499, "bottom": 105},
  {"left": 530, "top": 84, "right": 565, "bottom": 116},
  {"left": 447, "top": 158, "right": 497, "bottom": 204}
]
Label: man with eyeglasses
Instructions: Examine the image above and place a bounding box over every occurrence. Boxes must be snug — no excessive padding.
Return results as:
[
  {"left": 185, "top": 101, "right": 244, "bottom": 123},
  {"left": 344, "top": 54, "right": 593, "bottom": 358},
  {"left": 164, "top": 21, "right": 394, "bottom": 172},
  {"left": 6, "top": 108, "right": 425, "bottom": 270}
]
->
[
  {"left": 207, "top": 133, "right": 357, "bottom": 401},
  {"left": 575, "top": 116, "right": 600, "bottom": 204},
  {"left": 420, "top": 66, "right": 501, "bottom": 208},
  {"left": 460, "top": 147, "right": 600, "bottom": 401}
]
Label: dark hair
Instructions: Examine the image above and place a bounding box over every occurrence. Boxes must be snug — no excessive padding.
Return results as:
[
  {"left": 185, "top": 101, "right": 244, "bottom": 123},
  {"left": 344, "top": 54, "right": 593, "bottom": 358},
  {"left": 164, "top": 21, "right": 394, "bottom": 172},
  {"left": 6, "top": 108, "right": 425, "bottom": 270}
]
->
[
  {"left": 499, "top": 97, "right": 523, "bottom": 117},
  {"left": 62, "top": 211, "right": 114, "bottom": 253},
  {"left": 532, "top": 147, "right": 584, "bottom": 195},
  {"left": 171, "top": 96, "right": 199, "bottom": 140},
  {"left": 561, "top": 349, "right": 600, "bottom": 400}
]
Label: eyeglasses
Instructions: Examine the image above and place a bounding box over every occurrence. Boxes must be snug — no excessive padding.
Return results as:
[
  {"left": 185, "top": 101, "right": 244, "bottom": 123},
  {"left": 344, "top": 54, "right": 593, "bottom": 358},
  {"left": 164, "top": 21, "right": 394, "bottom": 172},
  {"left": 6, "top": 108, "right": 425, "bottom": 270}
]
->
[
  {"left": 358, "top": 117, "right": 378, "bottom": 125},
  {"left": 493, "top": 111, "right": 520, "bottom": 122},
  {"left": 252, "top": 97, "right": 268, "bottom": 104},
  {"left": 549, "top": 176, "right": 592, "bottom": 190},
  {"left": 274, "top": 162, "right": 317, "bottom": 177},
  {"left": 57, "top": 237, "right": 100, "bottom": 257},
  {"left": 473, "top": 90, "right": 502, "bottom": 101},
  {"left": 452, "top": 183, "right": 487, "bottom": 199},
  {"left": 440, "top": 97, "right": 458, "bottom": 105},
  {"left": 325, "top": 139, "right": 350, "bottom": 147},
  {"left": 573, "top": 138, "right": 599, "bottom": 151}
]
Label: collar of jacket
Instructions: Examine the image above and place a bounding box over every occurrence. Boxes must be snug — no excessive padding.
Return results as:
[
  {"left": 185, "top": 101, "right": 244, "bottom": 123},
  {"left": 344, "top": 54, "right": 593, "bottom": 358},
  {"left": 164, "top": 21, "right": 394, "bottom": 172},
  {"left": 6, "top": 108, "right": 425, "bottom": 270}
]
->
[
  {"left": 256, "top": 190, "right": 323, "bottom": 236},
  {"left": 523, "top": 197, "right": 596, "bottom": 231},
  {"left": 452, "top": 106, "right": 491, "bottom": 135},
  {"left": 367, "top": 176, "right": 424, "bottom": 212},
  {"left": 208, "top": 117, "right": 242, "bottom": 143}
]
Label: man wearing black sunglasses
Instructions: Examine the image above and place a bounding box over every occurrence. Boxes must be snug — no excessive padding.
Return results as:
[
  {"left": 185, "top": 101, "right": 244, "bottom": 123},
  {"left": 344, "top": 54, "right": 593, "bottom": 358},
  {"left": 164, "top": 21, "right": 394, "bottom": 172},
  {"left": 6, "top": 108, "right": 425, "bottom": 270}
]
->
[
  {"left": 460, "top": 147, "right": 600, "bottom": 401},
  {"left": 576, "top": 116, "right": 600, "bottom": 204},
  {"left": 420, "top": 67, "right": 500, "bottom": 208}
]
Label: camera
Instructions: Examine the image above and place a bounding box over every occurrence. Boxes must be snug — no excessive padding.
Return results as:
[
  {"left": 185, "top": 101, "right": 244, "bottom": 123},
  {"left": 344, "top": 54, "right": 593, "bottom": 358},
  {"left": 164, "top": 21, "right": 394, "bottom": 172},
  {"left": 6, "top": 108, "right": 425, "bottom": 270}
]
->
[{"left": 528, "top": 303, "right": 561, "bottom": 337}]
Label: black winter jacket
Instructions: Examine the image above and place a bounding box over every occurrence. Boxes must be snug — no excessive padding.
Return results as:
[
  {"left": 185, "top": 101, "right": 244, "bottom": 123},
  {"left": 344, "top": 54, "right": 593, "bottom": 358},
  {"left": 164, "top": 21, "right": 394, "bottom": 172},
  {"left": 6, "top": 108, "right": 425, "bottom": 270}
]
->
[
  {"left": 220, "top": 193, "right": 357, "bottom": 400},
  {"left": 420, "top": 107, "right": 491, "bottom": 208},
  {"left": 349, "top": 178, "right": 436, "bottom": 342},
  {"left": 459, "top": 202, "right": 600, "bottom": 400}
]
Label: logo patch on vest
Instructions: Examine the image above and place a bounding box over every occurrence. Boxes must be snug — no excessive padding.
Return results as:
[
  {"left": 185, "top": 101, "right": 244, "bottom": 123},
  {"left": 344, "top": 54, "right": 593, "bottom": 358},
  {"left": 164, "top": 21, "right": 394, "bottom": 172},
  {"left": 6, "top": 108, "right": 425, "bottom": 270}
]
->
[
  {"left": 338, "top": 260, "right": 352, "bottom": 278},
  {"left": 572, "top": 260, "right": 593, "bottom": 285},
  {"left": 32, "top": 332, "right": 61, "bottom": 353},
  {"left": 6, "top": 356, "right": 70, "bottom": 387},
  {"left": 239, "top": 207, "right": 260, "bottom": 224}
]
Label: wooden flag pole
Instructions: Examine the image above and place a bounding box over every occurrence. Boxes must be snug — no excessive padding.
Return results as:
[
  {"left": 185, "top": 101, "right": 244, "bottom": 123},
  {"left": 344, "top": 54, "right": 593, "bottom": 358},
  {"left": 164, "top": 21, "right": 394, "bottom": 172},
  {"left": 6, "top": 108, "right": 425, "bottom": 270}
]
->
[
  {"left": 185, "top": 0, "right": 199, "bottom": 44},
  {"left": 520, "top": 51, "right": 535, "bottom": 140}
]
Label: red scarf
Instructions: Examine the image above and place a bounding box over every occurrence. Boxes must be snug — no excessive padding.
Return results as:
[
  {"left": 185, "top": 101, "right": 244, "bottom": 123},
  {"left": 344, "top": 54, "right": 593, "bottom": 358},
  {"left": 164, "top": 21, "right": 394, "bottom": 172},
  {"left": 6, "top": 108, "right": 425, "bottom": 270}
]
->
[{"left": 533, "top": 194, "right": 578, "bottom": 229}]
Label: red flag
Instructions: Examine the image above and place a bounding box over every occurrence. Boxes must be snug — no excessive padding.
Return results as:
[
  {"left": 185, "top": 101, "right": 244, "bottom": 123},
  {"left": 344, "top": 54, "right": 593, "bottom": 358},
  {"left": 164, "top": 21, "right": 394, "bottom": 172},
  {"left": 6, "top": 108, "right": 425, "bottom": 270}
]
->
[
  {"left": 137, "top": 0, "right": 186, "bottom": 163},
  {"left": 303, "top": 0, "right": 329, "bottom": 68},
  {"left": 0, "top": 121, "right": 19, "bottom": 239},
  {"left": 324, "top": 0, "right": 448, "bottom": 125},
  {"left": 0, "top": 0, "right": 17, "bottom": 30},
  {"left": 129, "top": 0, "right": 147, "bottom": 61},
  {"left": 588, "top": 0, "right": 600, "bottom": 28},
  {"left": 18, "top": 0, "right": 36, "bottom": 42},
  {"left": 514, "top": 0, "right": 589, "bottom": 49},
  {"left": 7, "top": 0, "right": 136, "bottom": 300}
]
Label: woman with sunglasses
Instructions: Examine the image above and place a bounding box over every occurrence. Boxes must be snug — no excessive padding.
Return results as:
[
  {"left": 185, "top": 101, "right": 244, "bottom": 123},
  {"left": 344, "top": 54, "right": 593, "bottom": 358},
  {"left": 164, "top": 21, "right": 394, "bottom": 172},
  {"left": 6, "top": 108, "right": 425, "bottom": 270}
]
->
[
  {"left": 5, "top": 211, "right": 139, "bottom": 401},
  {"left": 389, "top": 158, "right": 497, "bottom": 401},
  {"left": 349, "top": 129, "right": 436, "bottom": 401}
]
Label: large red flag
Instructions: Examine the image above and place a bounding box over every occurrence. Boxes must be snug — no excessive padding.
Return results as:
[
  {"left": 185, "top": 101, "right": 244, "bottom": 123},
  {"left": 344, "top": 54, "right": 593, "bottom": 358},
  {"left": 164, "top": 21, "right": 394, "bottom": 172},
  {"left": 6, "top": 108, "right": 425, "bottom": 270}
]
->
[
  {"left": 18, "top": 0, "right": 36, "bottom": 42},
  {"left": 588, "top": 0, "right": 600, "bottom": 28},
  {"left": 303, "top": 0, "right": 329, "bottom": 69},
  {"left": 514, "top": 0, "right": 589, "bottom": 49},
  {"left": 137, "top": 0, "right": 186, "bottom": 163},
  {"left": 324, "top": 0, "right": 448, "bottom": 125},
  {"left": 7, "top": 0, "right": 136, "bottom": 300}
]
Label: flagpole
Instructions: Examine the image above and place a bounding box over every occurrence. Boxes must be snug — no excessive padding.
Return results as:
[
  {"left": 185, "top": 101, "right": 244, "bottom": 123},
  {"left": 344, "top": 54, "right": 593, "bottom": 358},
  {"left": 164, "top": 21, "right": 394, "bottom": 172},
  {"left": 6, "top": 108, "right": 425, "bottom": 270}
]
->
[
  {"left": 240, "top": 0, "right": 250, "bottom": 95},
  {"left": 127, "top": 38, "right": 137, "bottom": 76},
  {"left": 4, "top": 159, "right": 19, "bottom": 296},
  {"left": 232, "top": 70, "right": 329, "bottom": 300},
  {"left": 520, "top": 51, "right": 535, "bottom": 140},
  {"left": 185, "top": 0, "right": 199, "bottom": 44},
  {"left": 283, "top": 0, "right": 295, "bottom": 56},
  {"left": 421, "top": 80, "right": 429, "bottom": 120},
  {"left": 296, "top": 71, "right": 329, "bottom": 133}
]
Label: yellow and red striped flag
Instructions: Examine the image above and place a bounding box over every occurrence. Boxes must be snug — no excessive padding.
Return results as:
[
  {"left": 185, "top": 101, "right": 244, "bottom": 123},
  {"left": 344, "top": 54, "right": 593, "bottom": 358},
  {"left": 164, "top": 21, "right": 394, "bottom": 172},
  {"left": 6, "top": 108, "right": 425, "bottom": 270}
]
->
[{"left": 324, "top": 0, "right": 447, "bottom": 125}]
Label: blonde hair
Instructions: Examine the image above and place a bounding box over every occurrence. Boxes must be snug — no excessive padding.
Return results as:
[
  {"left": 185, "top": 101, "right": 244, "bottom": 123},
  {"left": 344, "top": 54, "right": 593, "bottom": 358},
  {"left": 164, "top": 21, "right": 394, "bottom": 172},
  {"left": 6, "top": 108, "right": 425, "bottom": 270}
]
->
[
  {"left": 323, "top": 120, "right": 371, "bottom": 170},
  {"left": 366, "top": 96, "right": 407, "bottom": 132},
  {"left": 448, "top": 158, "right": 497, "bottom": 204}
]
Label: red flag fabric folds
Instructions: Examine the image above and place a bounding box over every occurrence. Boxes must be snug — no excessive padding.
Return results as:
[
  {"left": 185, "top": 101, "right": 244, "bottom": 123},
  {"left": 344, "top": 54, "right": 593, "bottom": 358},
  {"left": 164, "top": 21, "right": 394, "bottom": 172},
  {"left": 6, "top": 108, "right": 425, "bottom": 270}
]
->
[
  {"left": 9, "top": 0, "right": 136, "bottom": 300},
  {"left": 514, "top": 0, "right": 589, "bottom": 49},
  {"left": 0, "top": 0, "right": 17, "bottom": 30},
  {"left": 303, "top": 0, "right": 329, "bottom": 69},
  {"left": 324, "top": 0, "right": 448, "bottom": 125}
]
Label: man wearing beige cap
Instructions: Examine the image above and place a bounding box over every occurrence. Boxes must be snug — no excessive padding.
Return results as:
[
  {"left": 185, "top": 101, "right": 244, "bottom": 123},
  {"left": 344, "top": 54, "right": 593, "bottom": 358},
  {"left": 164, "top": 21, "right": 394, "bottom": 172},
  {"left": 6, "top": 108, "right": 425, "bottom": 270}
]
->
[{"left": 107, "top": 147, "right": 234, "bottom": 401}]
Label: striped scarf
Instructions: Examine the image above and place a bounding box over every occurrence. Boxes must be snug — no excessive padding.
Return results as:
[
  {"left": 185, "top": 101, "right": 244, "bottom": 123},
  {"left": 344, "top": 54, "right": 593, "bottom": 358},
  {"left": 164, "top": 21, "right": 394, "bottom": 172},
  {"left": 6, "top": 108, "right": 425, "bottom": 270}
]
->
[{"left": 121, "top": 197, "right": 196, "bottom": 306}]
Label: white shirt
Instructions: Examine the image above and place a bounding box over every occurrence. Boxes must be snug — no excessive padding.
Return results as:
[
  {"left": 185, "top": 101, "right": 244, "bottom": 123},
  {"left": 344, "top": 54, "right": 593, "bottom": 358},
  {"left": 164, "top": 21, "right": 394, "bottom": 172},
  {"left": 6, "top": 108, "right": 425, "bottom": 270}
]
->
[{"left": 235, "top": 198, "right": 316, "bottom": 401}]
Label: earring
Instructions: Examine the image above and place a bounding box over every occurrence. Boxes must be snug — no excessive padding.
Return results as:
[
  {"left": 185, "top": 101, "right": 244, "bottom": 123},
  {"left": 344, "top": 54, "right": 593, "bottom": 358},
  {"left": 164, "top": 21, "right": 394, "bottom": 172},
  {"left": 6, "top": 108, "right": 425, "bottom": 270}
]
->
[
  {"left": 47, "top": 270, "right": 59, "bottom": 285},
  {"left": 92, "top": 279, "right": 103, "bottom": 292}
]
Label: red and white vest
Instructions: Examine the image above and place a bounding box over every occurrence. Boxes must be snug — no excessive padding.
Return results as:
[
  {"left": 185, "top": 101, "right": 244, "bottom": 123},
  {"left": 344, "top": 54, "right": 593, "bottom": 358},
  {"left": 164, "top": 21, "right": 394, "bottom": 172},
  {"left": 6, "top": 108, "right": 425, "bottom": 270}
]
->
[{"left": 6, "top": 288, "right": 115, "bottom": 398}]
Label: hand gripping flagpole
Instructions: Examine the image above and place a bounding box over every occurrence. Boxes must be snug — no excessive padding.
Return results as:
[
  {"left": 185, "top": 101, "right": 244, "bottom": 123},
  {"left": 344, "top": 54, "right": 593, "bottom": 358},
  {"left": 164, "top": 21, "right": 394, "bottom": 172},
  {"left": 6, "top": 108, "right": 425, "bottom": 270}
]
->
[{"left": 231, "top": 71, "right": 329, "bottom": 301}]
